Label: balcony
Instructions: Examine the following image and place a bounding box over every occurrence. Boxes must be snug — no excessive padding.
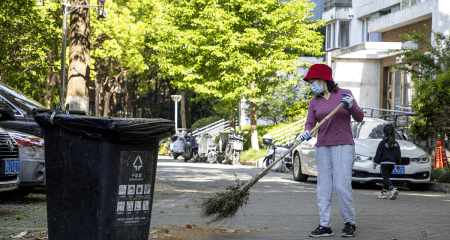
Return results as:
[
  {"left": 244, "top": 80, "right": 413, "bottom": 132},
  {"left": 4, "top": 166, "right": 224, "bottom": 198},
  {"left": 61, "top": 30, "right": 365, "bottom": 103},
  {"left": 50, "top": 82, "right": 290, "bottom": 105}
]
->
[
  {"left": 324, "top": 0, "right": 352, "bottom": 11},
  {"left": 369, "top": 1, "right": 433, "bottom": 33}
]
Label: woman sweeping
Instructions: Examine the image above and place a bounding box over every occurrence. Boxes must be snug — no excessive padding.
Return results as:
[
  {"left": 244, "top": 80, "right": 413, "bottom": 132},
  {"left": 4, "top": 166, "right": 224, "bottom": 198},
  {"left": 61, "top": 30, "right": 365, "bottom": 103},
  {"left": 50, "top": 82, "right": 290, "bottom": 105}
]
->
[{"left": 298, "top": 64, "right": 364, "bottom": 237}]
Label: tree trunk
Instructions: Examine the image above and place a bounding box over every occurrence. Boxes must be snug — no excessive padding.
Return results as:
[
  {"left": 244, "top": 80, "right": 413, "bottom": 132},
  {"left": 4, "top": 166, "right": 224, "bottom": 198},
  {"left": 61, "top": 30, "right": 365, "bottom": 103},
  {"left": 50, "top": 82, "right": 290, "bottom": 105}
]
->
[
  {"left": 181, "top": 90, "right": 187, "bottom": 129},
  {"left": 67, "top": 0, "right": 90, "bottom": 113},
  {"left": 250, "top": 81, "right": 259, "bottom": 150}
]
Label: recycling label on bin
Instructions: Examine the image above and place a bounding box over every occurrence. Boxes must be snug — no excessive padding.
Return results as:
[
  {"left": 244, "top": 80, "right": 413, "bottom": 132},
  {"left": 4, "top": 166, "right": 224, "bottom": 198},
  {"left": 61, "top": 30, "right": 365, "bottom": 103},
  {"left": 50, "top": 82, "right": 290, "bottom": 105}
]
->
[{"left": 114, "top": 151, "right": 154, "bottom": 226}]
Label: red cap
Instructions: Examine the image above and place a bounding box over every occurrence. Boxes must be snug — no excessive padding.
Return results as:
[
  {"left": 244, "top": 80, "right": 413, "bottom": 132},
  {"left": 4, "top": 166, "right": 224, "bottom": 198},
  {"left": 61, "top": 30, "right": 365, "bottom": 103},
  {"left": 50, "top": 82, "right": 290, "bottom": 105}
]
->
[{"left": 303, "top": 64, "right": 334, "bottom": 82}]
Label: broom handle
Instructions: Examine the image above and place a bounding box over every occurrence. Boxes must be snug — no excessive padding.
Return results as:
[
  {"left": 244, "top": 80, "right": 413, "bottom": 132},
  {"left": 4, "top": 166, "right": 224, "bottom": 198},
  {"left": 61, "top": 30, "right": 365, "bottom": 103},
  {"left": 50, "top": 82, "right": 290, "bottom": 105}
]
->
[{"left": 242, "top": 102, "right": 345, "bottom": 191}]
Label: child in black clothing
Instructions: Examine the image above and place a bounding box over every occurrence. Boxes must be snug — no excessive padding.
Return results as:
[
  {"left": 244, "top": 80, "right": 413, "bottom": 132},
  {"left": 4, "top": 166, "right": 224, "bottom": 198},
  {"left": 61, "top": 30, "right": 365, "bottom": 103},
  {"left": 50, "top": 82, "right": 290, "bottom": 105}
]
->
[{"left": 373, "top": 124, "right": 401, "bottom": 200}]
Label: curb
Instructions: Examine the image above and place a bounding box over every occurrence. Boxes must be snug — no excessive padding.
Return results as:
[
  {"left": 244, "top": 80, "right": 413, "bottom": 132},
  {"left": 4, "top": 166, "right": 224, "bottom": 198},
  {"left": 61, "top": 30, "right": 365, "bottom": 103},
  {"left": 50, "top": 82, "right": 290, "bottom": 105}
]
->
[
  {"left": 427, "top": 182, "right": 450, "bottom": 193},
  {"left": 241, "top": 158, "right": 265, "bottom": 168}
]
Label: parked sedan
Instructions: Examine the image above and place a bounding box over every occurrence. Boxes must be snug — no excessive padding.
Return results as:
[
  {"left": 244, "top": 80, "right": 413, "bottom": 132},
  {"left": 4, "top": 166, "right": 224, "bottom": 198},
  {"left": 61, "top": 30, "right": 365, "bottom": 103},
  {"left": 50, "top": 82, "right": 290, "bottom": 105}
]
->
[
  {"left": 0, "top": 84, "right": 45, "bottom": 137},
  {"left": 0, "top": 129, "right": 20, "bottom": 193},
  {"left": 5, "top": 129, "right": 45, "bottom": 194},
  {"left": 292, "top": 117, "right": 431, "bottom": 190}
]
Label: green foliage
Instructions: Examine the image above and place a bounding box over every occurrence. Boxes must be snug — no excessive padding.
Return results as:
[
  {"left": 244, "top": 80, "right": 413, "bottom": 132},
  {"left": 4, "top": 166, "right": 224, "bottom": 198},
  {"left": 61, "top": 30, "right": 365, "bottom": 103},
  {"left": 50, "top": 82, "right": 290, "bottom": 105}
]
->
[
  {"left": 157, "top": 0, "right": 325, "bottom": 109},
  {"left": 431, "top": 167, "right": 450, "bottom": 183},
  {"left": 283, "top": 77, "right": 315, "bottom": 121},
  {"left": 0, "top": 0, "right": 61, "bottom": 104},
  {"left": 191, "top": 116, "right": 223, "bottom": 130},
  {"left": 258, "top": 75, "right": 309, "bottom": 123},
  {"left": 240, "top": 148, "right": 267, "bottom": 162},
  {"left": 15, "top": 215, "right": 26, "bottom": 221},
  {"left": 91, "top": 0, "right": 168, "bottom": 76},
  {"left": 158, "top": 142, "right": 169, "bottom": 154},
  {"left": 394, "top": 30, "right": 450, "bottom": 140}
]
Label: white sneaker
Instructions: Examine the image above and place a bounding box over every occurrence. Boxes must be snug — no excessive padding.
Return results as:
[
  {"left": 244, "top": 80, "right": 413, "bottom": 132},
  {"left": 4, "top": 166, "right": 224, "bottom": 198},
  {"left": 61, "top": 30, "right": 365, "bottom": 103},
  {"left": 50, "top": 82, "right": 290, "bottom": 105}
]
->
[
  {"left": 378, "top": 191, "right": 387, "bottom": 199},
  {"left": 390, "top": 188, "right": 399, "bottom": 200}
]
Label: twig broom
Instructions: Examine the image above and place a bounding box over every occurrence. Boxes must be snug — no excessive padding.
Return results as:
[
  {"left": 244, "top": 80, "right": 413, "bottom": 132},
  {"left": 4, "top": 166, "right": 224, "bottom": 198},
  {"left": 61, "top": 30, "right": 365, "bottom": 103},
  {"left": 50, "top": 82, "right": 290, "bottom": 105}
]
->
[{"left": 200, "top": 103, "right": 345, "bottom": 222}]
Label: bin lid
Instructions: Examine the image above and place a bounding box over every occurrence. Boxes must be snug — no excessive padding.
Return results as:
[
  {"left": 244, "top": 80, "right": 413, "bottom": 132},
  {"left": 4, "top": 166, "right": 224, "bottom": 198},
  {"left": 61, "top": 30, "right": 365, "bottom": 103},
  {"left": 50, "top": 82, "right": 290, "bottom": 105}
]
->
[{"left": 33, "top": 111, "right": 175, "bottom": 143}]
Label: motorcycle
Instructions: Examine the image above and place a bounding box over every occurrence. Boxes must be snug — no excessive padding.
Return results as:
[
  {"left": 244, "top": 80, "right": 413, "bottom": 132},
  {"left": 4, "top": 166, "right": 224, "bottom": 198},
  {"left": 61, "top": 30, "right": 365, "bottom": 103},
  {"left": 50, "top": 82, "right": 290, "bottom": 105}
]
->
[
  {"left": 223, "top": 129, "right": 248, "bottom": 165},
  {"left": 171, "top": 130, "right": 197, "bottom": 162},
  {"left": 196, "top": 133, "right": 218, "bottom": 163},
  {"left": 261, "top": 134, "right": 293, "bottom": 172}
]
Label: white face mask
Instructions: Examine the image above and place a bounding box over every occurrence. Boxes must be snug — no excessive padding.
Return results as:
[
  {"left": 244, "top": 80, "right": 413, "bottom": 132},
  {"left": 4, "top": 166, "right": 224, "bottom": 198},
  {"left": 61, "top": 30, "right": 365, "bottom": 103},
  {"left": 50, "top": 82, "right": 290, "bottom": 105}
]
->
[{"left": 310, "top": 82, "right": 324, "bottom": 94}]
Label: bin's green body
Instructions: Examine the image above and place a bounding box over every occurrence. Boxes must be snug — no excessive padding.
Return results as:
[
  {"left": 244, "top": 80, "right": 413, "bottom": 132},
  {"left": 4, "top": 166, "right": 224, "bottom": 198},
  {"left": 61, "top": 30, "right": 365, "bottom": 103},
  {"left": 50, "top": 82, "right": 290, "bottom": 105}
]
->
[{"left": 34, "top": 113, "right": 174, "bottom": 240}]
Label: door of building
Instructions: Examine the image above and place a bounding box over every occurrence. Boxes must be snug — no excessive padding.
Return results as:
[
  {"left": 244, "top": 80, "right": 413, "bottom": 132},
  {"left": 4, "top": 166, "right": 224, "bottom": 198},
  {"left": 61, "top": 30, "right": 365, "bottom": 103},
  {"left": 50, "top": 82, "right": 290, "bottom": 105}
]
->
[{"left": 386, "top": 67, "right": 413, "bottom": 110}]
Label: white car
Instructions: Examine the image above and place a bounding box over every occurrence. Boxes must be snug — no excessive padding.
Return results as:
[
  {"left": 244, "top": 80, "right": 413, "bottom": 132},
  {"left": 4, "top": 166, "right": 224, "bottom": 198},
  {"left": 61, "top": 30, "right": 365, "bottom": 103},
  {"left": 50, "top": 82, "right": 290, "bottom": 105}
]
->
[{"left": 292, "top": 117, "right": 431, "bottom": 190}]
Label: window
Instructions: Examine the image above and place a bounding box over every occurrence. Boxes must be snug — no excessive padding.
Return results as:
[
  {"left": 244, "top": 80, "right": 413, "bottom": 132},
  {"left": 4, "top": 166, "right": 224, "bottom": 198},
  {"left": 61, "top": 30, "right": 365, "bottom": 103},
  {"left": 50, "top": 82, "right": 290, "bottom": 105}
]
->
[
  {"left": 403, "top": 0, "right": 425, "bottom": 9},
  {"left": 326, "top": 20, "right": 350, "bottom": 50},
  {"left": 326, "top": 22, "right": 336, "bottom": 50},
  {"left": 361, "top": 18, "right": 370, "bottom": 42},
  {"left": 326, "top": 24, "right": 332, "bottom": 49},
  {"left": 339, "top": 21, "right": 350, "bottom": 48}
]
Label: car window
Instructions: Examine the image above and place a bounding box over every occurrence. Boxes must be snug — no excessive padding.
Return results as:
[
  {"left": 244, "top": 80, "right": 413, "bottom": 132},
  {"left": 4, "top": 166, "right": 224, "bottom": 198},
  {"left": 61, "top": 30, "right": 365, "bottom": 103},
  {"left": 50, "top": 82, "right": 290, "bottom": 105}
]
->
[
  {"left": 0, "top": 85, "right": 44, "bottom": 111},
  {"left": 355, "top": 121, "right": 402, "bottom": 140}
]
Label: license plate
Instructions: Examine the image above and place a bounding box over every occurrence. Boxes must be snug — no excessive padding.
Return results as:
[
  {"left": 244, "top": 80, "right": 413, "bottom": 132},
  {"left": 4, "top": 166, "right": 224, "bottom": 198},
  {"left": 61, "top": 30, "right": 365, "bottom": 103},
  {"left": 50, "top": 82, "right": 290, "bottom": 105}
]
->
[
  {"left": 391, "top": 166, "right": 405, "bottom": 174},
  {"left": 2, "top": 159, "right": 19, "bottom": 174}
]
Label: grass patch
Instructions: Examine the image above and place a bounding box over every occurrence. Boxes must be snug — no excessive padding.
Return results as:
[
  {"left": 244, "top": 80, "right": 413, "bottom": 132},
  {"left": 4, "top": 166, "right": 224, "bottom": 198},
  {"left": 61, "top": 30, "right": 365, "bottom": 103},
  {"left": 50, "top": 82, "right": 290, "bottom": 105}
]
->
[
  {"left": 239, "top": 148, "right": 267, "bottom": 162},
  {"left": 431, "top": 167, "right": 450, "bottom": 183},
  {"left": 15, "top": 215, "right": 26, "bottom": 220}
]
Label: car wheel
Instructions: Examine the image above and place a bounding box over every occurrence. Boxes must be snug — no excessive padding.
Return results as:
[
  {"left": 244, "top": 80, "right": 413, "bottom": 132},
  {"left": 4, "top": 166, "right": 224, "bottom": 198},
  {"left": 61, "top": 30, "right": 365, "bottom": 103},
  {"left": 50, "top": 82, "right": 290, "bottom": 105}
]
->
[
  {"left": 293, "top": 153, "right": 308, "bottom": 182},
  {"left": 407, "top": 182, "right": 428, "bottom": 191}
]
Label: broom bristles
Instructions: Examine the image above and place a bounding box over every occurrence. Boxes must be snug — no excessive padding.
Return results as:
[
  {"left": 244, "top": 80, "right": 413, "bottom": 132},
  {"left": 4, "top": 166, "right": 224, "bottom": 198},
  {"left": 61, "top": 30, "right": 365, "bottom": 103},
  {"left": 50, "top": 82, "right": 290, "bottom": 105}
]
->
[{"left": 200, "top": 177, "right": 250, "bottom": 223}]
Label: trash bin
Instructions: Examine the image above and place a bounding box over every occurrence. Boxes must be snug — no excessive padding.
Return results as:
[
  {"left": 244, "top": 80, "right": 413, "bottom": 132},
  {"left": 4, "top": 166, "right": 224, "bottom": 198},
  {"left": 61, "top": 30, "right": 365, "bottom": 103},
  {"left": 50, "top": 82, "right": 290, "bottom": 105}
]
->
[{"left": 33, "top": 110, "right": 175, "bottom": 240}]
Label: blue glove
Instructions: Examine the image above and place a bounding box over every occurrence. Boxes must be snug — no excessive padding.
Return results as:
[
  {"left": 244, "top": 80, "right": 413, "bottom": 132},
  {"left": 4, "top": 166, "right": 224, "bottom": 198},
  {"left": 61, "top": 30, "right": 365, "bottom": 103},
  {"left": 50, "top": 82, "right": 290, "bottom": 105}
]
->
[
  {"left": 299, "top": 130, "right": 312, "bottom": 141},
  {"left": 341, "top": 93, "right": 354, "bottom": 108}
]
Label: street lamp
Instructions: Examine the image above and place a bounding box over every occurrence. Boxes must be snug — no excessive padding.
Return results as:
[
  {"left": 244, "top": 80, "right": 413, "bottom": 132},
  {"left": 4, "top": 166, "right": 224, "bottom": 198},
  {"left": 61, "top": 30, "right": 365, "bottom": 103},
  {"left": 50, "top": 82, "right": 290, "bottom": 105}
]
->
[
  {"left": 57, "top": 0, "right": 107, "bottom": 113},
  {"left": 170, "top": 95, "right": 182, "bottom": 134}
]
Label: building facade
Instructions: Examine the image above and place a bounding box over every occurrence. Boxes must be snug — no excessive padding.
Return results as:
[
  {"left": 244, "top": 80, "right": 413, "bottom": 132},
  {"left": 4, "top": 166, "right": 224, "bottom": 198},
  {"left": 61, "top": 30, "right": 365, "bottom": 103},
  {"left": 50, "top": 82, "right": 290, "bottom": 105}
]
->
[{"left": 323, "top": 0, "right": 450, "bottom": 110}]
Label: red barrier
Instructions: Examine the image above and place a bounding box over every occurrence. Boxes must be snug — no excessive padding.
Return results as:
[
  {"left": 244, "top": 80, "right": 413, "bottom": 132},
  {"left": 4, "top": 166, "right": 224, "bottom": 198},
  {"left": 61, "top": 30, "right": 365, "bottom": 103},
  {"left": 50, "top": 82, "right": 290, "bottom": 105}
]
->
[{"left": 434, "top": 139, "right": 448, "bottom": 168}]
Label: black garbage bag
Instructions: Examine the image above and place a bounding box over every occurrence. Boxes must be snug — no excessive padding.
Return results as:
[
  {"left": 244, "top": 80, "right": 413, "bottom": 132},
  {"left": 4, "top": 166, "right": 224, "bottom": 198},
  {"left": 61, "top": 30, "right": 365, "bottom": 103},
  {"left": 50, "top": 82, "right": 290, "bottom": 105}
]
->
[{"left": 33, "top": 110, "right": 175, "bottom": 143}]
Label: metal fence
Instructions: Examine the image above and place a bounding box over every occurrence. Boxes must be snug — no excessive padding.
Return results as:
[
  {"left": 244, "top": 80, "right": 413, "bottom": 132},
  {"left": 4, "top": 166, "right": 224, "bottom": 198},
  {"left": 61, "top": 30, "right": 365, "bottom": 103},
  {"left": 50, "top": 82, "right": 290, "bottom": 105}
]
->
[
  {"left": 265, "top": 118, "right": 307, "bottom": 147},
  {"left": 361, "top": 106, "right": 449, "bottom": 149},
  {"left": 192, "top": 119, "right": 229, "bottom": 138}
]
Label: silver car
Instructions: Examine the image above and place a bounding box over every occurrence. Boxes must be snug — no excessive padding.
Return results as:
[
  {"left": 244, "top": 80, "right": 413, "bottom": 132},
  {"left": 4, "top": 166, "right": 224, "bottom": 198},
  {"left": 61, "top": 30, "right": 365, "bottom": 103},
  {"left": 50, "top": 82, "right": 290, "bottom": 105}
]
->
[
  {"left": 292, "top": 117, "right": 431, "bottom": 190},
  {"left": 5, "top": 130, "right": 45, "bottom": 195}
]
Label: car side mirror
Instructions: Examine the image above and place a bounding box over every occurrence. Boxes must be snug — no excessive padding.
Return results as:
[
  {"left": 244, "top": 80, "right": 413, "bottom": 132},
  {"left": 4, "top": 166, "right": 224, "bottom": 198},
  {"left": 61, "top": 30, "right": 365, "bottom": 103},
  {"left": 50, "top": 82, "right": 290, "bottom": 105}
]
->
[{"left": 0, "top": 102, "right": 15, "bottom": 121}]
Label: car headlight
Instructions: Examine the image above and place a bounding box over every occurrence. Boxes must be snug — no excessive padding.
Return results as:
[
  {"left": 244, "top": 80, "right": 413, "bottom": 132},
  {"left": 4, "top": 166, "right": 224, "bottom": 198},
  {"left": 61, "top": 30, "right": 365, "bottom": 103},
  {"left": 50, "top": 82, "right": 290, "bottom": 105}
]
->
[
  {"left": 36, "top": 147, "right": 45, "bottom": 157},
  {"left": 356, "top": 154, "right": 373, "bottom": 162},
  {"left": 411, "top": 155, "right": 429, "bottom": 164},
  {"left": 23, "top": 146, "right": 36, "bottom": 157}
]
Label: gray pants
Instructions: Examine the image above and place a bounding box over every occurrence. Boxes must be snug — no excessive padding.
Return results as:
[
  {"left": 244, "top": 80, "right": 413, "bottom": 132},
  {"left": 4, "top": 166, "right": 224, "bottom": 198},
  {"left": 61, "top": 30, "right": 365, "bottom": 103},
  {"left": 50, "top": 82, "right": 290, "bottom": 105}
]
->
[{"left": 316, "top": 145, "right": 355, "bottom": 227}]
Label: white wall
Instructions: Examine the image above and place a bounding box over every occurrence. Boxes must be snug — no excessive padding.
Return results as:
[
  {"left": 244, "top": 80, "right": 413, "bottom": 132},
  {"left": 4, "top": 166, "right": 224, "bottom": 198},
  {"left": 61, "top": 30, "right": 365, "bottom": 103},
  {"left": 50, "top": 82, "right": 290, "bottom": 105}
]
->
[
  {"left": 332, "top": 59, "right": 380, "bottom": 109},
  {"left": 432, "top": 0, "right": 450, "bottom": 38}
]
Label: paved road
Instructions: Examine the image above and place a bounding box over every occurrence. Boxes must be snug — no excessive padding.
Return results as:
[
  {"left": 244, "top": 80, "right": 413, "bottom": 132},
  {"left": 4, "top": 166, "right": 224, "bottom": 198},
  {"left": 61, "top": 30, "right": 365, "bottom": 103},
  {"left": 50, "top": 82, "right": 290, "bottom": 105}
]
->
[
  {"left": 1, "top": 155, "right": 449, "bottom": 239},
  {"left": 152, "top": 155, "right": 450, "bottom": 240}
]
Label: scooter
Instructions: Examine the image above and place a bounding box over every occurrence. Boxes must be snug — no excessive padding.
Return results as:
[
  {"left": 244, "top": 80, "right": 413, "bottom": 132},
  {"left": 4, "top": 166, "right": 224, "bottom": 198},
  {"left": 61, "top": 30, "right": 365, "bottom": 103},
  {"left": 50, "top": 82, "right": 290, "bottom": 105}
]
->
[
  {"left": 171, "top": 130, "right": 197, "bottom": 162},
  {"left": 261, "top": 134, "right": 292, "bottom": 172},
  {"left": 223, "top": 129, "right": 248, "bottom": 165},
  {"left": 196, "top": 133, "right": 218, "bottom": 163}
]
